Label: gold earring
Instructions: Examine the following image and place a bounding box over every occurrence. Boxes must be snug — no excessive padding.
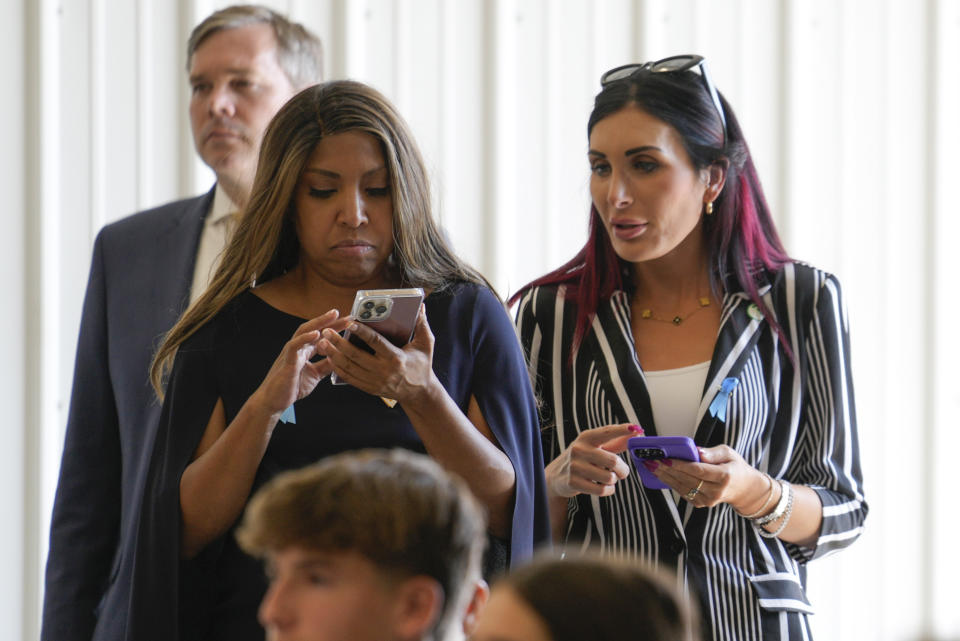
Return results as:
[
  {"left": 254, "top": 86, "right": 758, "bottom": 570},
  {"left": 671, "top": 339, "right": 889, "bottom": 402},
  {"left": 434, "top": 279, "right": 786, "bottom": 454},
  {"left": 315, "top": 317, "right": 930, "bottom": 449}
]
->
[{"left": 705, "top": 201, "right": 714, "bottom": 215}]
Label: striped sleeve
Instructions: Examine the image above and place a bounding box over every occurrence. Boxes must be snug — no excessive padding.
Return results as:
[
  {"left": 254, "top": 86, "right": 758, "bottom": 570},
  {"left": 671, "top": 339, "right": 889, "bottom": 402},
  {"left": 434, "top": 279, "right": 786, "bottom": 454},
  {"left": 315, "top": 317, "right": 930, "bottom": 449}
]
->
[
  {"left": 788, "top": 272, "right": 868, "bottom": 562},
  {"left": 515, "top": 287, "right": 559, "bottom": 460}
]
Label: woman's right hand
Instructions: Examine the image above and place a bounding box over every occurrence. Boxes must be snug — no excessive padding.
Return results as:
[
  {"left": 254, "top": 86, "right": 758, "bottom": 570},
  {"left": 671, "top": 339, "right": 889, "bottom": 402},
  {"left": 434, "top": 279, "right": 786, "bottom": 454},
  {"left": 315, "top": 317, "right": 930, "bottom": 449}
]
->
[
  {"left": 250, "top": 309, "right": 351, "bottom": 416},
  {"left": 545, "top": 423, "right": 642, "bottom": 498}
]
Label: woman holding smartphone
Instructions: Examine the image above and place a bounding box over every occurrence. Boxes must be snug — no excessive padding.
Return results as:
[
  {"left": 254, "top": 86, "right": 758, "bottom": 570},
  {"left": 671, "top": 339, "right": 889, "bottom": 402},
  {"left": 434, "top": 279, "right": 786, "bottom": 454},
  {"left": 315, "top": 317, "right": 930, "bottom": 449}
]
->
[
  {"left": 511, "top": 56, "right": 866, "bottom": 640},
  {"left": 125, "top": 80, "right": 548, "bottom": 641}
]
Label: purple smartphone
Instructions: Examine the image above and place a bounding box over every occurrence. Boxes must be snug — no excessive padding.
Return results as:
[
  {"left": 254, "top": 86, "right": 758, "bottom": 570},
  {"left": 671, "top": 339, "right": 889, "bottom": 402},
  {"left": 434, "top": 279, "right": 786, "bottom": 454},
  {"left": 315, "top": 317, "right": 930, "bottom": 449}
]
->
[
  {"left": 330, "top": 288, "right": 425, "bottom": 385},
  {"left": 628, "top": 436, "right": 700, "bottom": 490}
]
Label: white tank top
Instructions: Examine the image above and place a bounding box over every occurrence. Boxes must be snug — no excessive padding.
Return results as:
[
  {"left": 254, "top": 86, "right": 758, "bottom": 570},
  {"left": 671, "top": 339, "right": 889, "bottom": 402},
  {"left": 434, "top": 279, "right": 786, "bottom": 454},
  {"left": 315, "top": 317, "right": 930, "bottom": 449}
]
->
[{"left": 644, "top": 361, "right": 711, "bottom": 438}]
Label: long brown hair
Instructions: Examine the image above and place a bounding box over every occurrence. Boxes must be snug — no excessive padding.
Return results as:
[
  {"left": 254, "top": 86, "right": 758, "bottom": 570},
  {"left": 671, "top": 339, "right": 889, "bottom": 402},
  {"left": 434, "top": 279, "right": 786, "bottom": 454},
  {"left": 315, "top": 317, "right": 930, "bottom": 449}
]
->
[{"left": 151, "top": 80, "right": 490, "bottom": 397}]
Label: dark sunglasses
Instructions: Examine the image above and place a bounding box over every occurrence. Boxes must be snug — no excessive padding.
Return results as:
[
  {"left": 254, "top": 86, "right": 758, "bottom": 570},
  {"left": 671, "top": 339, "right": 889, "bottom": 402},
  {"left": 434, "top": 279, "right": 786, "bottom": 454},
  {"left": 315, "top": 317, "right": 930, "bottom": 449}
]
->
[{"left": 600, "top": 54, "right": 728, "bottom": 144}]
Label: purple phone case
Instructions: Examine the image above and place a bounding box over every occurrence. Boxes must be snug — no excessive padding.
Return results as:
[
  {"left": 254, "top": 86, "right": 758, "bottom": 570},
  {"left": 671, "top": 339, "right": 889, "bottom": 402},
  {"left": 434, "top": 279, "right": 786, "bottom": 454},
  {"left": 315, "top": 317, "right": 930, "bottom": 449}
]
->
[
  {"left": 628, "top": 436, "right": 700, "bottom": 490},
  {"left": 330, "top": 288, "right": 424, "bottom": 385}
]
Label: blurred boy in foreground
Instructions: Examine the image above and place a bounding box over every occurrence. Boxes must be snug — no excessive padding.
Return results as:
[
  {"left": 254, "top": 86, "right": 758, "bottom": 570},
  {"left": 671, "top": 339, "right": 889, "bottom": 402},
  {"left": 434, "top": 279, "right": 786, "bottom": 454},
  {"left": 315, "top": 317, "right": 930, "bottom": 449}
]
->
[{"left": 237, "top": 448, "right": 490, "bottom": 641}]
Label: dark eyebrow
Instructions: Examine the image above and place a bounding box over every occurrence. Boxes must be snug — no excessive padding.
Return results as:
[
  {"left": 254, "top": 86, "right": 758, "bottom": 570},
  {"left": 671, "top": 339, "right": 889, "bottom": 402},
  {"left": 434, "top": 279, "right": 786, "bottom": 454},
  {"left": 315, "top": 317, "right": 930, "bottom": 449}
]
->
[
  {"left": 588, "top": 146, "right": 661, "bottom": 158},
  {"left": 624, "top": 145, "right": 661, "bottom": 156},
  {"left": 302, "top": 168, "right": 340, "bottom": 179},
  {"left": 302, "top": 166, "right": 388, "bottom": 179}
]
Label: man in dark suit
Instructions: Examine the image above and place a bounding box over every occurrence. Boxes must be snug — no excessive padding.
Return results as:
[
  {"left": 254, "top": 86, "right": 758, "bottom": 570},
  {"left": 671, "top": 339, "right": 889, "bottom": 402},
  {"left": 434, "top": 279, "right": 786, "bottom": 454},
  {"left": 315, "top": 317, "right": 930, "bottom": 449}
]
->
[{"left": 41, "top": 7, "right": 322, "bottom": 641}]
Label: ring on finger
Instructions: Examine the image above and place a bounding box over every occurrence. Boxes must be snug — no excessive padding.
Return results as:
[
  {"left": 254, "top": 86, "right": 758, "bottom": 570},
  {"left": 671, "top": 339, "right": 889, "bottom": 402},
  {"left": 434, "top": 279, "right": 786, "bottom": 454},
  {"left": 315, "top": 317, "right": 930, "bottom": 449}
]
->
[{"left": 684, "top": 479, "right": 705, "bottom": 502}]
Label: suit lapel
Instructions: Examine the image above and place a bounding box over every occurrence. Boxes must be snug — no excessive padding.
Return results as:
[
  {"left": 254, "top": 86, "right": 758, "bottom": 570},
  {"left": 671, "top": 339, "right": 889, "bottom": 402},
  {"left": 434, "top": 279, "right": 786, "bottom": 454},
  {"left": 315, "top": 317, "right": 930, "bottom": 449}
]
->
[
  {"left": 587, "top": 291, "right": 656, "bottom": 434},
  {"left": 586, "top": 292, "right": 686, "bottom": 532},
  {"left": 693, "top": 284, "right": 773, "bottom": 448},
  {"left": 154, "top": 188, "right": 215, "bottom": 325},
  {"left": 586, "top": 284, "right": 776, "bottom": 529},
  {"left": 680, "top": 284, "right": 773, "bottom": 527}
]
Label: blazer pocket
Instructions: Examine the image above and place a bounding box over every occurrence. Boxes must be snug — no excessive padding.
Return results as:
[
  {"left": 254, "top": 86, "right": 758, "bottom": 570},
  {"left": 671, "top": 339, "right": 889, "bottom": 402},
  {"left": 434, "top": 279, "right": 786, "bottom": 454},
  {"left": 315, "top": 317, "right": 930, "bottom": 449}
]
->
[{"left": 749, "top": 572, "right": 815, "bottom": 614}]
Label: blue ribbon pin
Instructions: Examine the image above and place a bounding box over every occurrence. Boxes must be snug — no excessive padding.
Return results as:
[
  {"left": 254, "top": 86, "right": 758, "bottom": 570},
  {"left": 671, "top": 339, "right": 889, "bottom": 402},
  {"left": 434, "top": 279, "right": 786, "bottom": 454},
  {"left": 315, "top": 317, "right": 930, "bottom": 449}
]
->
[
  {"left": 279, "top": 403, "right": 297, "bottom": 425},
  {"left": 707, "top": 378, "right": 739, "bottom": 422}
]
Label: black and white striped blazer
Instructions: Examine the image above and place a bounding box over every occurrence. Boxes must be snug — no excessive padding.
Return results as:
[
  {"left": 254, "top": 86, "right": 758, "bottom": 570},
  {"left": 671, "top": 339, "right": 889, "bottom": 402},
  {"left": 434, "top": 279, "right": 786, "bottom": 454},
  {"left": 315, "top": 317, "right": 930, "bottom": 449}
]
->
[{"left": 515, "top": 262, "right": 867, "bottom": 641}]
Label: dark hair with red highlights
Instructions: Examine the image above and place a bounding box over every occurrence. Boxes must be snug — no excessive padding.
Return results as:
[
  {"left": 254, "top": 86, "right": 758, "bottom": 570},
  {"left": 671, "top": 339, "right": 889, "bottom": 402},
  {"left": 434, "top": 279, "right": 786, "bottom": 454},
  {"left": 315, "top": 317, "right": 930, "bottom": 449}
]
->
[{"left": 509, "top": 63, "right": 793, "bottom": 359}]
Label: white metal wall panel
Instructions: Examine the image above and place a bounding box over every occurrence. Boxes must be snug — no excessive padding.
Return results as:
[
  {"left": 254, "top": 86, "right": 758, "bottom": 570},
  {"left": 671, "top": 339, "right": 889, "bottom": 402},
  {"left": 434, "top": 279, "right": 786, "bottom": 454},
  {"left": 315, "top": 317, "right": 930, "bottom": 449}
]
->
[
  {"left": 930, "top": 0, "right": 960, "bottom": 636},
  {"left": 11, "top": 2, "right": 958, "bottom": 640},
  {"left": 5, "top": 0, "right": 29, "bottom": 638}
]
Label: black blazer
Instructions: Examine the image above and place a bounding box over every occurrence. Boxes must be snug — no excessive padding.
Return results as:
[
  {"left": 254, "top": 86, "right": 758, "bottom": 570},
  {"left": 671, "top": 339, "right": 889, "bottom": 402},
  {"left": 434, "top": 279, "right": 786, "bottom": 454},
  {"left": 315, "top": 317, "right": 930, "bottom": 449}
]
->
[
  {"left": 515, "top": 263, "right": 867, "bottom": 641},
  {"left": 41, "top": 189, "right": 213, "bottom": 641}
]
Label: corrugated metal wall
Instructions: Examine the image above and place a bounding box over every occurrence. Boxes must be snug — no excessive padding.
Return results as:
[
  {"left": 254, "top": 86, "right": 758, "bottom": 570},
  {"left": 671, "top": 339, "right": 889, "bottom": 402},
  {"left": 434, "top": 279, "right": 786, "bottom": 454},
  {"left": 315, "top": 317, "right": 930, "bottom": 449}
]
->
[{"left": 8, "top": 1, "right": 957, "bottom": 639}]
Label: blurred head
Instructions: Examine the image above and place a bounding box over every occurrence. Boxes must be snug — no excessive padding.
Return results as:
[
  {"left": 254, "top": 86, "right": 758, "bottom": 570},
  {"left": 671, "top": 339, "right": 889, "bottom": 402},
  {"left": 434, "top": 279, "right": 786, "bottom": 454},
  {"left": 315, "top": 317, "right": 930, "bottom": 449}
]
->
[
  {"left": 187, "top": 5, "right": 323, "bottom": 205},
  {"left": 471, "top": 555, "right": 701, "bottom": 641},
  {"left": 236, "top": 449, "right": 489, "bottom": 641}
]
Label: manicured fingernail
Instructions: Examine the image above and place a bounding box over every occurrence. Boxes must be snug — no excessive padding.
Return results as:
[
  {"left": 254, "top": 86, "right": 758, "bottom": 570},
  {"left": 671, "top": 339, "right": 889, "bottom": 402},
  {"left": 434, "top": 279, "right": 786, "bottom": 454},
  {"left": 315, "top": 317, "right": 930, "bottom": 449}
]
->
[
  {"left": 628, "top": 424, "right": 644, "bottom": 433},
  {"left": 643, "top": 460, "right": 659, "bottom": 471},
  {"left": 349, "top": 323, "right": 359, "bottom": 331},
  {"left": 662, "top": 458, "right": 673, "bottom": 467},
  {"left": 322, "top": 328, "right": 336, "bottom": 338}
]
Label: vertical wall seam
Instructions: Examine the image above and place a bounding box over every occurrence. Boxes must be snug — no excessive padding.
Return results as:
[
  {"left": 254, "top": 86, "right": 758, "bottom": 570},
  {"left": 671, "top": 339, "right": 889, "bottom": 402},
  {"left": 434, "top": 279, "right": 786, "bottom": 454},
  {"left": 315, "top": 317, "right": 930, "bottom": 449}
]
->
[
  {"left": 135, "top": 0, "right": 147, "bottom": 209},
  {"left": 178, "top": 0, "right": 195, "bottom": 197},
  {"left": 482, "top": 0, "right": 498, "bottom": 282},
  {"left": 90, "top": 0, "right": 105, "bottom": 231},
  {"left": 133, "top": 0, "right": 145, "bottom": 210},
  {"left": 633, "top": 0, "right": 647, "bottom": 61},
  {"left": 23, "top": 0, "right": 46, "bottom": 637},
  {"left": 775, "top": 0, "right": 791, "bottom": 243},
  {"left": 330, "top": 0, "right": 346, "bottom": 79},
  {"left": 920, "top": 0, "right": 938, "bottom": 635}
]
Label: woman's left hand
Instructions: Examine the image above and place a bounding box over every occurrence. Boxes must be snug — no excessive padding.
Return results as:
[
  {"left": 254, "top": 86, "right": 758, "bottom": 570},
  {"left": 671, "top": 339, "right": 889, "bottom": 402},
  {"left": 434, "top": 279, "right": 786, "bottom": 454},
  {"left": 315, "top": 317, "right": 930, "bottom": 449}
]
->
[
  {"left": 318, "top": 304, "right": 438, "bottom": 403},
  {"left": 649, "top": 444, "right": 768, "bottom": 511}
]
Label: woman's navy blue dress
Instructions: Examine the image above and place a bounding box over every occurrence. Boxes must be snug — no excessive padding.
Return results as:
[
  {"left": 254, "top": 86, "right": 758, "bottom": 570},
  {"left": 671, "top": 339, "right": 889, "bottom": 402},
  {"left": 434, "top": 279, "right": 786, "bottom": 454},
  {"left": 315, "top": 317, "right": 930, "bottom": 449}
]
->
[{"left": 123, "top": 282, "right": 549, "bottom": 641}]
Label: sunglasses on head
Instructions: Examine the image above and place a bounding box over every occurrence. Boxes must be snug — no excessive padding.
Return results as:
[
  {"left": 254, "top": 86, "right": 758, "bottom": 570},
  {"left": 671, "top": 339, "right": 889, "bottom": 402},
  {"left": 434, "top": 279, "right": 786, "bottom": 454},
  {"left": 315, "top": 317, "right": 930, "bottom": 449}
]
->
[{"left": 600, "top": 54, "right": 728, "bottom": 145}]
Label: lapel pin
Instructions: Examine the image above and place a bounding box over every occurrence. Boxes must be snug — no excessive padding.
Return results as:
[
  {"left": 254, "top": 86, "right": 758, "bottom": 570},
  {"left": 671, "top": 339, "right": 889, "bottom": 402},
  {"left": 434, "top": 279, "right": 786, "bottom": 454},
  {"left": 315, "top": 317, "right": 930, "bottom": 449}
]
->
[{"left": 708, "top": 378, "right": 739, "bottom": 422}]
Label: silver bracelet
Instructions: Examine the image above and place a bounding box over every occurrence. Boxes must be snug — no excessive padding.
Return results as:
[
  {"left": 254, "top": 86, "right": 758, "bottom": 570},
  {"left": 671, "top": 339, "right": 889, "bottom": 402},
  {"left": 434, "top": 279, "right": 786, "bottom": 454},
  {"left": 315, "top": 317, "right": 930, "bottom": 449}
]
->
[
  {"left": 754, "top": 479, "right": 789, "bottom": 526},
  {"left": 738, "top": 473, "right": 775, "bottom": 519},
  {"left": 757, "top": 482, "right": 794, "bottom": 538}
]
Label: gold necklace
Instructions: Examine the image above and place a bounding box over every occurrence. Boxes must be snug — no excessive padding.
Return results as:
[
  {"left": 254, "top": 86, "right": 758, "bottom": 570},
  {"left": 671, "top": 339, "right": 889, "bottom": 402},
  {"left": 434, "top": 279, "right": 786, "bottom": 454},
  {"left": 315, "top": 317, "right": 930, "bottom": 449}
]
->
[{"left": 639, "top": 297, "right": 711, "bottom": 326}]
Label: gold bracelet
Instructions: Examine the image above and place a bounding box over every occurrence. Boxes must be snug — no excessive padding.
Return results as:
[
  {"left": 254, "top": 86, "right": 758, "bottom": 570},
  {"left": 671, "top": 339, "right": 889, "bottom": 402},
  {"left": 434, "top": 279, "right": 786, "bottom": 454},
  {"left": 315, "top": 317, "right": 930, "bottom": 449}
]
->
[{"left": 738, "top": 473, "right": 775, "bottom": 519}]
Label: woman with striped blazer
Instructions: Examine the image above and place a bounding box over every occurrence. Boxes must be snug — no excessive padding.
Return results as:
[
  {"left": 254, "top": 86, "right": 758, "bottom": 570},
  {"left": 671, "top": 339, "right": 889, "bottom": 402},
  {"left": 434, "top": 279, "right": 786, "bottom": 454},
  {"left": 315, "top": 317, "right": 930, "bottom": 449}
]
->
[{"left": 511, "top": 55, "right": 866, "bottom": 641}]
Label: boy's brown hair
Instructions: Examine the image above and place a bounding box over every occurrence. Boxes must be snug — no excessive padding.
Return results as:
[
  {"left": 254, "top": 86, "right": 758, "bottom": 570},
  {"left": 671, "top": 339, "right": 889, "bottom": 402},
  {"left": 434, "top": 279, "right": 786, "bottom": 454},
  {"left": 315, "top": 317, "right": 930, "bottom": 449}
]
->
[{"left": 237, "top": 448, "right": 487, "bottom": 637}]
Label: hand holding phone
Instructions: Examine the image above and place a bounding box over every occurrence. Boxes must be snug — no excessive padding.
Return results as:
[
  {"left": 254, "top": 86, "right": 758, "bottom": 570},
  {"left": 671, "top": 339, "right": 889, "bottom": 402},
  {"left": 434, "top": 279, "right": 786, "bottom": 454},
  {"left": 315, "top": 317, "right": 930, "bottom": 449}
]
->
[
  {"left": 628, "top": 436, "right": 700, "bottom": 490},
  {"left": 330, "top": 288, "right": 425, "bottom": 386}
]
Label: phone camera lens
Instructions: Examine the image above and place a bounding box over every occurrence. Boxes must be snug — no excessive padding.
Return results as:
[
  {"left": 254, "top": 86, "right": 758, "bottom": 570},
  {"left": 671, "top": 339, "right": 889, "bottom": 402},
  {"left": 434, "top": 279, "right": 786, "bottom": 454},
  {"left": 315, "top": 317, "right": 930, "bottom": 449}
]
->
[
  {"left": 363, "top": 301, "right": 375, "bottom": 310},
  {"left": 635, "top": 448, "right": 665, "bottom": 460},
  {"left": 360, "top": 310, "right": 372, "bottom": 320},
  {"left": 375, "top": 305, "right": 388, "bottom": 314}
]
